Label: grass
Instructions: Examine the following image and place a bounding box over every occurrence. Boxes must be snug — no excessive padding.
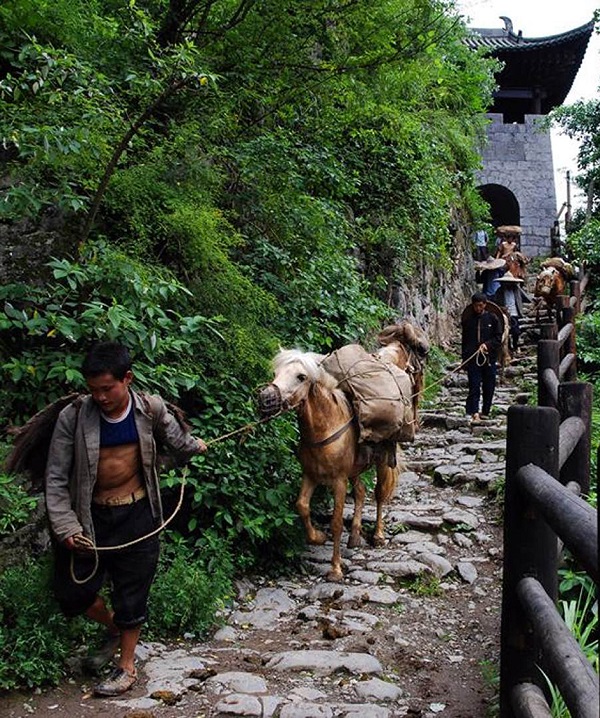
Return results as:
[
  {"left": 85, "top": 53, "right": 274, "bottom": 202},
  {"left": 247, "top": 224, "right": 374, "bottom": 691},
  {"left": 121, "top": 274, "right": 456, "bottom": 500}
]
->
[
  {"left": 421, "top": 345, "right": 457, "bottom": 406},
  {"left": 402, "top": 573, "right": 443, "bottom": 597},
  {"left": 480, "top": 658, "right": 500, "bottom": 718}
]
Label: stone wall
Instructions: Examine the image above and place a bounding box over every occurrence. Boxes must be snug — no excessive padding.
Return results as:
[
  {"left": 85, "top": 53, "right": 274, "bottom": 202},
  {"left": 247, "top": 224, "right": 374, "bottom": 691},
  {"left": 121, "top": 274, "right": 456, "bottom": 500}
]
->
[
  {"left": 389, "top": 227, "right": 475, "bottom": 350},
  {"left": 478, "top": 113, "right": 556, "bottom": 257},
  {"left": 0, "top": 213, "right": 76, "bottom": 284}
]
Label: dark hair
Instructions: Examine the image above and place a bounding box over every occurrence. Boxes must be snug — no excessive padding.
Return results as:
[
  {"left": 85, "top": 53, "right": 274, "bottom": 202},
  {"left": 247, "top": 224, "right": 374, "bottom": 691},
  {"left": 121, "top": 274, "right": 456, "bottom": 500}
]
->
[
  {"left": 471, "top": 292, "right": 487, "bottom": 304},
  {"left": 82, "top": 342, "right": 132, "bottom": 380}
]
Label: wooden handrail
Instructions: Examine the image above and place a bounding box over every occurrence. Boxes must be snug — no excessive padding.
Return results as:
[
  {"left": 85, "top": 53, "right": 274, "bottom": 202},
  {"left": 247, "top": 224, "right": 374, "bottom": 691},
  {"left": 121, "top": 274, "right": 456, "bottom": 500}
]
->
[
  {"left": 541, "top": 368, "right": 558, "bottom": 406},
  {"left": 510, "top": 683, "right": 552, "bottom": 718},
  {"left": 516, "top": 577, "right": 599, "bottom": 718},
  {"left": 557, "top": 322, "right": 573, "bottom": 347},
  {"left": 558, "top": 416, "right": 586, "bottom": 470},
  {"left": 516, "top": 464, "right": 598, "bottom": 582},
  {"left": 510, "top": 683, "right": 552, "bottom": 717},
  {"left": 558, "top": 352, "right": 576, "bottom": 381}
]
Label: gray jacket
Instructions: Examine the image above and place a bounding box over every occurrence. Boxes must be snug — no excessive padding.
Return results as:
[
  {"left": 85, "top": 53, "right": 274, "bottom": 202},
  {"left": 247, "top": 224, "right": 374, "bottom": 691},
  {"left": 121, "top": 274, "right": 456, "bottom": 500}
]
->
[{"left": 45, "top": 390, "right": 200, "bottom": 543}]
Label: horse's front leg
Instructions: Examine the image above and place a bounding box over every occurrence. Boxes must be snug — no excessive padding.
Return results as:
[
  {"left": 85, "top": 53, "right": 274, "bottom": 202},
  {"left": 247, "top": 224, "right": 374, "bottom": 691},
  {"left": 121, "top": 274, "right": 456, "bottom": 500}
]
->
[
  {"left": 347, "top": 474, "right": 365, "bottom": 549},
  {"left": 328, "top": 478, "right": 348, "bottom": 582},
  {"left": 296, "top": 474, "right": 327, "bottom": 546}
]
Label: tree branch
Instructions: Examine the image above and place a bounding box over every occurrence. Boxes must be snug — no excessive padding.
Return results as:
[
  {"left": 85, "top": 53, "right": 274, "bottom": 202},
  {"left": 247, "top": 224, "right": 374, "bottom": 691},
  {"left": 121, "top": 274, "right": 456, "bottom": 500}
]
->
[{"left": 80, "top": 76, "right": 192, "bottom": 243}]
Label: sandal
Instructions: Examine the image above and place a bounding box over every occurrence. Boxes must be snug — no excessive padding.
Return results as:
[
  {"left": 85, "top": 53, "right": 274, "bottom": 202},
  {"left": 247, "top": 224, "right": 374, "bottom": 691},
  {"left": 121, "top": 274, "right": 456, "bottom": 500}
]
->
[{"left": 93, "top": 666, "right": 137, "bottom": 697}]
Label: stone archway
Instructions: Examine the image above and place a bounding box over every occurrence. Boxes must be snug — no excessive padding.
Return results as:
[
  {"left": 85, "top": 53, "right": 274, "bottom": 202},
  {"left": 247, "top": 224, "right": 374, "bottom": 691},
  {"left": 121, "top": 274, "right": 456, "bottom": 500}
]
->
[{"left": 478, "top": 183, "right": 520, "bottom": 229}]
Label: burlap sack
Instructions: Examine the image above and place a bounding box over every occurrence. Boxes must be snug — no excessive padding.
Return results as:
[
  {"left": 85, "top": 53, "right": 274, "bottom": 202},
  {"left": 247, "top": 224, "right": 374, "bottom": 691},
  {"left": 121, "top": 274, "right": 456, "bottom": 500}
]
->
[{"left": 321, "top": 344, "right": 415, "bottom": 443}]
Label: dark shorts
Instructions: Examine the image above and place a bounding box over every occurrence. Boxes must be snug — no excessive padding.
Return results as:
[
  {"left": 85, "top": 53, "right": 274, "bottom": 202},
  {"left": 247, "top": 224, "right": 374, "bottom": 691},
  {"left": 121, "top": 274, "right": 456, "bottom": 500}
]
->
[{"left": 53, "top": 497, "right": 160, "bottom": 629}]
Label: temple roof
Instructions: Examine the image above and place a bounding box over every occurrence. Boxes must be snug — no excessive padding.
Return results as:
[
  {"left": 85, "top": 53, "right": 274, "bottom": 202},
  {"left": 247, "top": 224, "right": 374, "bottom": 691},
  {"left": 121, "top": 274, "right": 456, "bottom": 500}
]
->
[{"left": 467, "top": 17, "right": 594, "bottom": 119}]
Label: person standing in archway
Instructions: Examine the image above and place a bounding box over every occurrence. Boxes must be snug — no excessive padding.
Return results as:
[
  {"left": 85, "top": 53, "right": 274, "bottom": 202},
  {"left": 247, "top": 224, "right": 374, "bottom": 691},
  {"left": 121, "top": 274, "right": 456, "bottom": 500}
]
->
[{"left": 471, "top": 227, "right": 490, "bottom": 262}]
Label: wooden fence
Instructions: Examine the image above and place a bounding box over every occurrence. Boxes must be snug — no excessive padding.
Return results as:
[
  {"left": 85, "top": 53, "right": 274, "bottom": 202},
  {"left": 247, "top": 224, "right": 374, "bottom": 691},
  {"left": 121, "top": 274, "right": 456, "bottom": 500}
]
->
[{"left": 500, "top": 276, "right": 598, "bottom": 717}]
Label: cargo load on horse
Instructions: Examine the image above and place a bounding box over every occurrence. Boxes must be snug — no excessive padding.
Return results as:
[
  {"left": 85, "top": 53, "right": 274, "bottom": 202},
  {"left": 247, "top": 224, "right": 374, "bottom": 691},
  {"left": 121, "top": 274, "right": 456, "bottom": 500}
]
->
[
  {"left": 534, "top": 257, "right": 576, "bottom": 318},
  {"left": 375, "top": 320, "right": 429, "bottom": 424},
  {"left": 321, "top": 344, "right": 415, "bottom": 444}
]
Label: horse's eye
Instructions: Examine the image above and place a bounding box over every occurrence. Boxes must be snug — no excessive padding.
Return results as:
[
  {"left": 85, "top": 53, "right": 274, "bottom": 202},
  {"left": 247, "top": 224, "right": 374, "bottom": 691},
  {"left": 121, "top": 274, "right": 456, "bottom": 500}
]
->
[{"left": 297, "top": 373, "right": 308, "bottom": 382}]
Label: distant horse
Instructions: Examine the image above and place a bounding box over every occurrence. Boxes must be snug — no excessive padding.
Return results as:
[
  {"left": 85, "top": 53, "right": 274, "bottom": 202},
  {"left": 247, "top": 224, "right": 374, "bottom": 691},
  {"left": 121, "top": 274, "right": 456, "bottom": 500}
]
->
[
  {"left": 257, "top": 327, "right": 425, "bottom": 582},
  {"left": 533, "top": 258, "right": 575, "bottom": 320}
]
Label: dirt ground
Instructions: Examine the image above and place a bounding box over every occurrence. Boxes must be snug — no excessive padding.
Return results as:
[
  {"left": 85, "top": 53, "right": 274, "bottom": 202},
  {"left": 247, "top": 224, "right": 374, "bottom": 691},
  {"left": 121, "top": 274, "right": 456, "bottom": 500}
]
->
[
  {"left": 0, "top": 511, "right": 503, "bottom": 718},
  {"left": 1, "top": 357, "right": 514, "bottom": 718}
]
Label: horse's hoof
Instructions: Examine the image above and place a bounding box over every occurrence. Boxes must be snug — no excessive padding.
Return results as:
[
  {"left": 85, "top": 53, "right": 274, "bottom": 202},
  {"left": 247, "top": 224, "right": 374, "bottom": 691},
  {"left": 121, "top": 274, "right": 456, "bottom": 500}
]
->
[
  {"left": 373, "top": 535, "right": 386, "bottom": 548},
  {"left": 307, "top": 531, "right": 327, "bottom": 546},
  {"left": 347, "top": 534, "right": 363, "bottom": 549},
  {"left": 326, "top": 568, "right": 344, "bottom": 582}
]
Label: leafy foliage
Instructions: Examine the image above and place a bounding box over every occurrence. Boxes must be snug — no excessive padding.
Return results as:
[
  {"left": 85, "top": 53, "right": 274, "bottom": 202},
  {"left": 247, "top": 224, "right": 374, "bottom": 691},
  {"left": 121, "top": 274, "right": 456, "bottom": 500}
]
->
[
  {"left": 0, "top": 240, "right": 225, "bottom": 421},
  {"left": 0, "top": 556, "right": 95, "bottom": 690},
  {"left": 147, "top": 532, "right": 234, "bottom": 638},
  {"left": 1, "top": 0, "right": 496, "bottom": 317},
  {"left": 0, "top": 471, "right": 38, "bottom": 536}
]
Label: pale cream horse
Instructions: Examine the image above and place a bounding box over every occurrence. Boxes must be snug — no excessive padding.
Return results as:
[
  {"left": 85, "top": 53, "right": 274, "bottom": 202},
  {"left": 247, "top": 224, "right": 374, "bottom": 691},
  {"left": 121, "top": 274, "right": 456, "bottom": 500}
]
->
[{"left": 257, "top": 324, "right": 427, "bottom": 581}]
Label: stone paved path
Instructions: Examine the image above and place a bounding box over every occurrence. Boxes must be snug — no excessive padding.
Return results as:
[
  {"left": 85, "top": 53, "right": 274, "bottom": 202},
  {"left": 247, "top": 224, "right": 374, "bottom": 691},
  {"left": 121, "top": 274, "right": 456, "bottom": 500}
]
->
[{"left": 2, "top": 317, "right": 541, "bottom": 718}]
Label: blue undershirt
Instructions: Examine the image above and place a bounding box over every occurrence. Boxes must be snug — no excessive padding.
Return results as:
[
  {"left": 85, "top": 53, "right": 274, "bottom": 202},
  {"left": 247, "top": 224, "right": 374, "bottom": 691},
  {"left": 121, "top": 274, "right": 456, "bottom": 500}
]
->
[{"left": 99, "top": 397, "right": 139, "bottom": 447}]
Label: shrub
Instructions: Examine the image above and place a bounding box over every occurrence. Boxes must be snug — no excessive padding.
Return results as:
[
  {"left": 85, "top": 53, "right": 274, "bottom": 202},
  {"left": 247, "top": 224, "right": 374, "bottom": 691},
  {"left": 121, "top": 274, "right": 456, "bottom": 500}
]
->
[
  {"left": 147, "top": 531, "right": 234, "bottom": 638},
  {"left": 0, "top": 556, "right": 94, "bottom": 690},
  {"left": 0, "top": 472, "right": 39, "bottom": 537},
  {"left": 0, "top": 239, "right": 225, "bottom": 422}
]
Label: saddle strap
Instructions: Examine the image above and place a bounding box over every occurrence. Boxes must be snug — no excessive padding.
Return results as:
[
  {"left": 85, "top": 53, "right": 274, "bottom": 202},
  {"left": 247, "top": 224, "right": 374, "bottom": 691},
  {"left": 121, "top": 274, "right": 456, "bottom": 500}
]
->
[{"left": 304, "top": 416, "right": 355, "bottom": 448}]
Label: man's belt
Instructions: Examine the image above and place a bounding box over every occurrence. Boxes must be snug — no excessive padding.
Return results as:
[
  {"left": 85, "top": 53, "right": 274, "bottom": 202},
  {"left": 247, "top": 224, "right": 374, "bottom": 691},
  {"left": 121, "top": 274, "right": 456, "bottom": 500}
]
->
[{"left": 93, "top": 487, "right": 146, "bottom": 506}]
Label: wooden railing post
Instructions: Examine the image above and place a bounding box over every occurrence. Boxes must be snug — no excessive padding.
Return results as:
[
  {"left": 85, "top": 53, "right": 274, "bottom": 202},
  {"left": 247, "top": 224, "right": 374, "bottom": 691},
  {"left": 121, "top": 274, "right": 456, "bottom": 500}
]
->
[
  {"left": 500, "top": 405, "right": 560, "bottom": 717},
  {"left": 561, "top": 306, "right": 577, "bottom": 381},
  {"left": 537, "top": 340, "right": 560, "bottom": 407},
  {"left": 558, "top": 382, "right": 593, "bottom": 495},
  {"left": 555, "top": 295, "right": 569, "bottom": 329},
  {"left": 569, "top": 280, "right": 581, "bottom": 314},
  {"left": 539, "top": 323, "right": 558, "bottom": 341}
]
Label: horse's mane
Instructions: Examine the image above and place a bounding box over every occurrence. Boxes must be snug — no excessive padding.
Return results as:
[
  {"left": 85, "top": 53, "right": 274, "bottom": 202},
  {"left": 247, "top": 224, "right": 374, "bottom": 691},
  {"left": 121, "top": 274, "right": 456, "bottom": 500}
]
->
[{"left": 273, "top": 349, "right": 338, "bottom": 390}]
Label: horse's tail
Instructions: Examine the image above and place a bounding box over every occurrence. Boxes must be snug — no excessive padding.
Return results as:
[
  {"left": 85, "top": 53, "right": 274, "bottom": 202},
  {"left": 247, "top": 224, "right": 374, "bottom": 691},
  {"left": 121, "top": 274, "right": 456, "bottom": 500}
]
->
[{"left": 375, "top": 443, "right": 401, "bottom": 504}]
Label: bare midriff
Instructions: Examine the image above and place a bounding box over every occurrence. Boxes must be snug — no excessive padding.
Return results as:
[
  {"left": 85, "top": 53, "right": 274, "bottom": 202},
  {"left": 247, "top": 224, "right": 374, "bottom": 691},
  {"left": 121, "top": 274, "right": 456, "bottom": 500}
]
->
[{"left": 93, "top": 443, "right": 143, "bottom": 502}]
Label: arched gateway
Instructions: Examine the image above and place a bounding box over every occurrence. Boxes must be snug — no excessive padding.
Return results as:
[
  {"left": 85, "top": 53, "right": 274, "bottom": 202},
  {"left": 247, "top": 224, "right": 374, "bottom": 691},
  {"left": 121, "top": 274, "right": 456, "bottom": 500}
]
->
[{"left": 467, "top": 17, "right": 594, "bottom": 257}]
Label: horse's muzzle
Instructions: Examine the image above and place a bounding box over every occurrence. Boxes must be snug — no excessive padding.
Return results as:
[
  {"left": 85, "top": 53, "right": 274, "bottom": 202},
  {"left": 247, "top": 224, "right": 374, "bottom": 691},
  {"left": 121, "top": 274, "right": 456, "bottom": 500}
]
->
[{"left": 256, "top": 384, "right": 283, "bottom": 418}]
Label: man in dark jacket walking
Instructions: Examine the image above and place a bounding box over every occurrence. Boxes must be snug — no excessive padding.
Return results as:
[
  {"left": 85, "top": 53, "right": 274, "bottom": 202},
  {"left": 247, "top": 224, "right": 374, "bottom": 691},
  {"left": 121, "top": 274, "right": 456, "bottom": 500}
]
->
[{"left": 461, "top": 292, "right": 503, "bottom": 422}]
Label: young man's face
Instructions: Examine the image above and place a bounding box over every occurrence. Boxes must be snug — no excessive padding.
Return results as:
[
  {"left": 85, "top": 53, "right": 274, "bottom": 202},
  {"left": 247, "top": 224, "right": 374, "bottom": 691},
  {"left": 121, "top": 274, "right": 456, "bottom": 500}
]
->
[
  {"left": 86, "top": 371, "right": 133, "bottom": 418},
  {"left": 473, "top": 300, "right": 486, "bottom": 315}
]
